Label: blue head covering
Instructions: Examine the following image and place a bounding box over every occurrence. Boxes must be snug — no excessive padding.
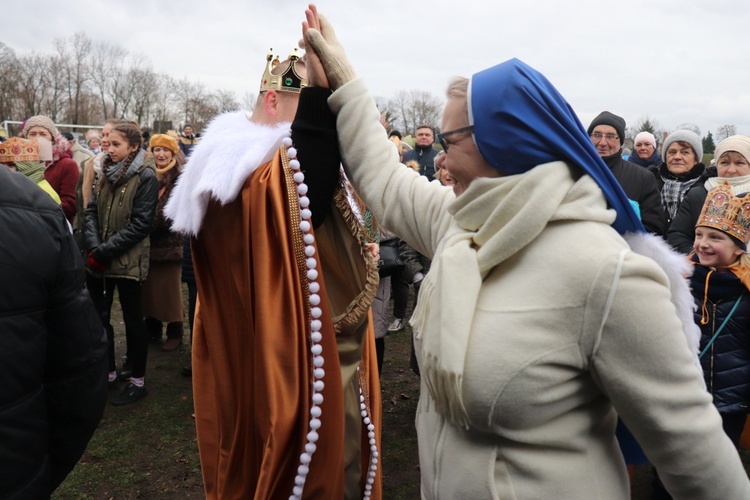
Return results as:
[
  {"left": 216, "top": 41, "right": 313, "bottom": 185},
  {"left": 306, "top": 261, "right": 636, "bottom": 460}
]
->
[{"left": 468, "top": 58, "right": 644, "bottom": 235}]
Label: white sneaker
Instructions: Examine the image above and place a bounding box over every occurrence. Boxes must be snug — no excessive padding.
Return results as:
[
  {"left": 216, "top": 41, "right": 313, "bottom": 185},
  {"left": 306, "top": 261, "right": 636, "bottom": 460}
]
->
[{"left": 388, "top": 318, "right": 405, "bottom": 332}]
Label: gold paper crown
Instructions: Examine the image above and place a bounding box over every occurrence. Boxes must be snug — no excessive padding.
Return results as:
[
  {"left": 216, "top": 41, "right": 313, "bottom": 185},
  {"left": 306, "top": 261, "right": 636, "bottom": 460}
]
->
[
  {"left": 259, "top": 48, "right": 307, "bottom": 94},
  {"left": 697, "top": 181, "right": 750, "bottom": 245},
  {"left": 0, "top": 137, "right": 40, "bottom": 163}
]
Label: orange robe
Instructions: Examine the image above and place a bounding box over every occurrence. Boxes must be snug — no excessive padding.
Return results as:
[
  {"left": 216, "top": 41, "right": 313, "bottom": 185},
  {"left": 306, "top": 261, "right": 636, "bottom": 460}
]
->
[{"left": 191, "top": 145, "right": 382, "bottom": 499}]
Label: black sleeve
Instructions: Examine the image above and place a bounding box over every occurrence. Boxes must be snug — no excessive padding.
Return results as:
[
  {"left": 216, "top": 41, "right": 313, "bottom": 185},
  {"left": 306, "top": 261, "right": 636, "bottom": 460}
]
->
[
  {"left": 84, "top": 188, "right": 102, "bottom": 253},
  {"left": 44, "top": 210, "right": 108, "bottom": 489},
  {"left": 94, "top": 169, "right": 159, "bottom": 260},
  {"left": 667, "top": 187, "right": 706, "bottom": 254},
  {"left": 638, "top": 171, "right": 667, "bottom": 237},
  {"left": 291, "top": 87, "right": 340, "bottom": 229}
]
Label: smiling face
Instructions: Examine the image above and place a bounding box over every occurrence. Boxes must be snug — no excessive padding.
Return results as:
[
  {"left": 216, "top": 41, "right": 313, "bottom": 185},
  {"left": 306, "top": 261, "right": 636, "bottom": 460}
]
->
[
  {"left": 107, "top": 130, "right": 138, "bottom": 163},
  {"left": 665, "top": 141, "right": 698, "bottom": 175},
  {"left": 635, "top": 140, "right": 655, "bottom": 159},
  {"left": 440, "top": 98, "right": 501, "bottom": 196},
  {"left": 694, "top": 226, "right": 744, "bottom": 268},
  {"left": 717, "top": 151, "right": 750, "bottom": 178},
  {"left": 152, "top": 146, "right": 174, "bottom": 168}
]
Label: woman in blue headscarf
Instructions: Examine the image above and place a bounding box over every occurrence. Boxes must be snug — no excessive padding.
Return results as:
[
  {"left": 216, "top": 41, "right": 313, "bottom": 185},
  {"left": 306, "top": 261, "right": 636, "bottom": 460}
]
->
[{"left": 302, "top": 5, "right": 749, "bottom": 499}]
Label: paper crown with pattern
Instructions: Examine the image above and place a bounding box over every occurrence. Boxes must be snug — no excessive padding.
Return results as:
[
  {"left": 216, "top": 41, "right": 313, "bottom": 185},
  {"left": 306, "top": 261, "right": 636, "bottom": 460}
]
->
[
  {"left": 697, "top": 181, "right": 750, "bottom": 245},
  {"left": 259, "top": 48, "right": 307, "bottom": 93},
  {"left": 0, "top": 137, "right": 40, "bottom": 163}
]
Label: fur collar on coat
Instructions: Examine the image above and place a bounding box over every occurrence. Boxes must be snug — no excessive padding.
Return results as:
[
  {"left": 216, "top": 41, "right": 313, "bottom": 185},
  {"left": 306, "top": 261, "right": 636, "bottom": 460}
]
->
[{"left": 164, "top": 110, "right": 290, "bottom": 236}]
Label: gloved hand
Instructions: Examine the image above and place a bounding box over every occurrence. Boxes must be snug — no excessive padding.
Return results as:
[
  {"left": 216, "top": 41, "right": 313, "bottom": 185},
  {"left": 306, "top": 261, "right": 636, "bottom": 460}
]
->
[
  {"left": 88, "top": 251, "right": 106, "bottom": 272},
  {"left": 302, "top": 5, "right": 356, "bottom": 91}
]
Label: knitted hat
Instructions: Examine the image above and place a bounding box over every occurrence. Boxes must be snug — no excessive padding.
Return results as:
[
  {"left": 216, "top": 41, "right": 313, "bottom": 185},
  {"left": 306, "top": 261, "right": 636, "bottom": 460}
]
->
[
  {"left": 587, "top": 111, "right": 626, "bottom": 146},
  {"left": 22, "top": 115, "right": 58, "bottom": 140},
  {"left": 634, "top": 131, "right": 657, "bottom": 149},
  {"left": 714, "top": 135, "right": 750, "bottom": 164},
  {"left": 149, "top": 134, "right": 179, "bottom": 155},
  {"left": 662, "top": 129, "right": 703, "bottom": 161},
  {"left": 0, "top": 137, "right": 40, "bottom": 163},
  {"left": 696, "top": 181, "right": 750, "bottom": 247}
]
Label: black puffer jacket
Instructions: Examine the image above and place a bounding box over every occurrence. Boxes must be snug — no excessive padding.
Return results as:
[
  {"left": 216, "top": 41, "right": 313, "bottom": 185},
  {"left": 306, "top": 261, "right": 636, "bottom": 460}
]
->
[
  {"left": 691, "top": 260, "right": 750, "bottom": 413},
  {"left": 0, "top": 167, "right": 108, "bottom": 498},
  {"left": 601, "top": 153, "right": 666, "bottom": 236}
]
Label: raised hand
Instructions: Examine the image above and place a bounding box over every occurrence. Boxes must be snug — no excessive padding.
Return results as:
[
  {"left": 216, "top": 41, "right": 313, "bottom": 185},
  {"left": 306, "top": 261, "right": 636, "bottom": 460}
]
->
[{"left": 302, "top": 4, "right": 356, "bottom": 90}]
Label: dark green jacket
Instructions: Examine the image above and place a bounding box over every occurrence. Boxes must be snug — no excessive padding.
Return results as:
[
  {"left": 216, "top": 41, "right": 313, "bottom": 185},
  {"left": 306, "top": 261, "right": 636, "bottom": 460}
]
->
[{"left": 84, "top": 153, "right": 158, "bottom": 281}]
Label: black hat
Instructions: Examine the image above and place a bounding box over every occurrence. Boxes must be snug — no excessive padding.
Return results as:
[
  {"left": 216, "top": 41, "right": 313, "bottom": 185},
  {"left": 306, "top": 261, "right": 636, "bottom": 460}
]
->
[
  {"left": 587, "top": 111, "right": 625, "bottom": 146},
  {"left": 388, "top": 130, "right": 402, "bottom": 140},
  {"left": 61, "top": 131, "right": 74, "bottom": 141}
]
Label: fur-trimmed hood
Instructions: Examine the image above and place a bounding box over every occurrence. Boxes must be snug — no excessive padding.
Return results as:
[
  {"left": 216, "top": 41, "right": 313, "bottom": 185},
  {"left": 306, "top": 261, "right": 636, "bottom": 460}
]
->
[{"left": 164, "top": 110, "right": 290, "bottom": 236}]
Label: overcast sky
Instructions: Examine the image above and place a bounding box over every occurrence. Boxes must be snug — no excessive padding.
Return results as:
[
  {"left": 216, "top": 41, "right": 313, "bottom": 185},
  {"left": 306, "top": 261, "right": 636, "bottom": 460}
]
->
[{"left": 4, "top": 0, "right": 749, "bottom": 138}]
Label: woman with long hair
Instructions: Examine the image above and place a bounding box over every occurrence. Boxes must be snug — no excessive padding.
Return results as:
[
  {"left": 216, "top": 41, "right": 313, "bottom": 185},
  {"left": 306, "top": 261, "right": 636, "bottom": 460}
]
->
[{"left": 84, "top": 122, "right": 158, "bottom": 406}]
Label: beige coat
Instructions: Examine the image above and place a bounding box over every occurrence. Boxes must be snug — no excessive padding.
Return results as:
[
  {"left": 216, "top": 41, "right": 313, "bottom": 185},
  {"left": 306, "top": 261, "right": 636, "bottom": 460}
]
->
[{"left": 330, "top": 77, "right": 750, "bottom": 499}]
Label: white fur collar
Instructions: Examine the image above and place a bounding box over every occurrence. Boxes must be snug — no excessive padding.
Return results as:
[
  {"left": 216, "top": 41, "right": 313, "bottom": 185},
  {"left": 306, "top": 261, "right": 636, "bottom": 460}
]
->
[{"left": 164, "top": 110, "right": 290, "bottom": 236}]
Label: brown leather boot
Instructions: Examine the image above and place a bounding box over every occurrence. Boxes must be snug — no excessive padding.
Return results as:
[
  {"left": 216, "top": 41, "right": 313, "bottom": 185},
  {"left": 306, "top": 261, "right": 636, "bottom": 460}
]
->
[{"left": 162, "top": 322, "right": 183, "bottom": 352}]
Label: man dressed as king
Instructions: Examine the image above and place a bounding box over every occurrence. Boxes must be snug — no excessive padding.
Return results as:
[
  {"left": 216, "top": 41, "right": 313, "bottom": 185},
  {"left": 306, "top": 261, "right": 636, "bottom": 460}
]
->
[{"left": 165, "top": 48, "right": 382, "bottom": 499}]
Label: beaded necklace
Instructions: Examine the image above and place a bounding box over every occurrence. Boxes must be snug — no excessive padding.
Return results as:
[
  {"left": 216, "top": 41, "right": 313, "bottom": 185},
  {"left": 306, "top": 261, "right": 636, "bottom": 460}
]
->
[{"left": 283, "top": 132, "right": 378, "bottom": 499}]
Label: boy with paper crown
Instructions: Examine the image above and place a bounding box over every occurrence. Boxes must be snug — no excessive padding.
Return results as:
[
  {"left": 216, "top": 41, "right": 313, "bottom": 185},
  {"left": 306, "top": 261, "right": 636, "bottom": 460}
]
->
[
  {"left": 691, "top": 181, "right": 750, "bottom": 445},
  {"left": 0, "top": 137, "right": 61, "bottom": 204}
]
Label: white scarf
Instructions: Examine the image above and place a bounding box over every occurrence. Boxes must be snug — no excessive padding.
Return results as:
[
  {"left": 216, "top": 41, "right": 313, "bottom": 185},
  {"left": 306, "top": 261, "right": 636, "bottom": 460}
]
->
[
  {"left": 704, "top": 174, "right": 750, "bottom": 195},
  {"left": 412, "top": 162, "right": 614, "bottom": 427}
]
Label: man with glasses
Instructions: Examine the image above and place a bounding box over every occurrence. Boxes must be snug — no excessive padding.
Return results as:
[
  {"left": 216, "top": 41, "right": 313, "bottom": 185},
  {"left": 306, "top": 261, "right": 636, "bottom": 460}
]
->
[{"left": 587, "top": 111, "right": 665, "bottom": 235}]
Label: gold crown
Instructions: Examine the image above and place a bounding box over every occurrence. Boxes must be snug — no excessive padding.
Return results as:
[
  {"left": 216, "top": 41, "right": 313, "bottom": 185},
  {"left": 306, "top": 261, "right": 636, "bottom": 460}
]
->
[
  {"left": 0, "top": 137, "right": 40, "bottom": 163},
  {"left": 259, "top": 48, "right": 307, "bottom": 94},
  {"left": 697, "top": 181, "right": 750, "bottom": 245}
]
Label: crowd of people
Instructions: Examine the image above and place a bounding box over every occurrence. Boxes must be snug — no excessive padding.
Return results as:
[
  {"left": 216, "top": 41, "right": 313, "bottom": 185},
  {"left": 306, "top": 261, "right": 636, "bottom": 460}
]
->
[{"left": 2, "top": 4, "right": 750, "bottom": 498}]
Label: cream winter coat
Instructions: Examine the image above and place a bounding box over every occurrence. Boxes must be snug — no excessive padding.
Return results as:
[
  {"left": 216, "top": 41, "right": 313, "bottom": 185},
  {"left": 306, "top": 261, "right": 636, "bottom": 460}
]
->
[{"left": 330, "top": 78, "right": 750, "bottom": 499}]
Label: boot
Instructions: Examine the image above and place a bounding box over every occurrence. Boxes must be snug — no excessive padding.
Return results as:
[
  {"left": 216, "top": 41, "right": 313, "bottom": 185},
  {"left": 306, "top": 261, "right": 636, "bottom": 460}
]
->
[
  {"left": 145, "top": 317, "right": 162, "bottom": 343},
  {"left": 162, "top": 321, "right": 183, "bottom": 352}
]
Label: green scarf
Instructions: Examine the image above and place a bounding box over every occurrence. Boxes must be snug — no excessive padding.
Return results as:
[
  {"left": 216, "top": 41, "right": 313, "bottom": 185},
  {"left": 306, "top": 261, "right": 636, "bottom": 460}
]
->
[{"left": 14, "top": 161, "right": 46, "bottom": 184}]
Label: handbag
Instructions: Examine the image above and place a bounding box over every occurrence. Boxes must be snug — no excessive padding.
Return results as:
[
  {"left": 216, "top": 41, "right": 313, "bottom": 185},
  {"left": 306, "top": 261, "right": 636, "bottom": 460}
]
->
[{"left": 377, "top": 238, "right": 405, "bottom": 277}]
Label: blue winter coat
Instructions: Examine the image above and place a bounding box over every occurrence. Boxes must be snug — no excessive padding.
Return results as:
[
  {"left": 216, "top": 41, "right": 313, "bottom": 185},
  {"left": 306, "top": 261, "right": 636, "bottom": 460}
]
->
[{"left": 691, "top": 258, "right": 750, "bottom": 413}]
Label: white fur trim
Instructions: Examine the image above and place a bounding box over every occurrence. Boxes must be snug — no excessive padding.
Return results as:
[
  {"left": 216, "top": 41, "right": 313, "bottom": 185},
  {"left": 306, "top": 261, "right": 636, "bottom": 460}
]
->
[
  {"left": 624, "top": 232, "right": 703, "bottom": 375},
  {"left": 164, "top": 110, "right": 290, "bottom": 236}
]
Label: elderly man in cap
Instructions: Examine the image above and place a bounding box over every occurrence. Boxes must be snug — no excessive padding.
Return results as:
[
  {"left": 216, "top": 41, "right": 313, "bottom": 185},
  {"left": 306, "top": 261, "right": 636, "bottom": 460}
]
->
[{"left": 588, "top": 111, "right": 665, "bottom": 235}]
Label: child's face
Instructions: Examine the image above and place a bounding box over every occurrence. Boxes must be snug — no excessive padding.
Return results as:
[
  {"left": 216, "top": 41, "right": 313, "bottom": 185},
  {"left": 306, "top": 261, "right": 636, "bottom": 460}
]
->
[
  {"left": 694, "top": 226, "right": 745, "bottom": 268},
  {"left": 717, "top": 151, "right": 750, "bottom": 178}
]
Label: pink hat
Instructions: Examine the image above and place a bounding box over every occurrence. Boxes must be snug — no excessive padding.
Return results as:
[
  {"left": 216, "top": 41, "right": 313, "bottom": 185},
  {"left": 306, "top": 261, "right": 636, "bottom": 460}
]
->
[{"left": 634, "top": 131, "right": 656, "bottom": 148}]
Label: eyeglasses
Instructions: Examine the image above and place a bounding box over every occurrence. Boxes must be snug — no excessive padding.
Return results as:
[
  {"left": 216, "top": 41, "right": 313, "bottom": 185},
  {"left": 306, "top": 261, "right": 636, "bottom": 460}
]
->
[
  {"left": 437, "top": 125, "right": 474, "bottom": 152},
  {"left": 590, "top": 132, "right": 619, "bottom": 143}
]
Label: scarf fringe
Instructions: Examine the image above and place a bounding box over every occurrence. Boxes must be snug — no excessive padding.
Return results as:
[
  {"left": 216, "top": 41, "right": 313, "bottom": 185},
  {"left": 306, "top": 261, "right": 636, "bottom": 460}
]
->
[{"left": 423, "top": 352, "right": 470, "bottom": 429}]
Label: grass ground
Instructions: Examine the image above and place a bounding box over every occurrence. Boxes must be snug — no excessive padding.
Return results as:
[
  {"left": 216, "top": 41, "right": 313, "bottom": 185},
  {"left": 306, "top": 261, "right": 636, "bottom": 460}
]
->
[{"left": 52, "top": 288, "right": 749, "bottom": 498}]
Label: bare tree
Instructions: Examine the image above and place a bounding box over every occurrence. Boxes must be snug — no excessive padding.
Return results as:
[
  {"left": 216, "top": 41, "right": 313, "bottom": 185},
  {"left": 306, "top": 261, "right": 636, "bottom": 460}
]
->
[
  {"left": 90, "top": 41, "right": 127, "bottom": 119},
  {"left": 716, "top": 124, "right": 737, "bottom": 143},
  {"left": 213, "top": 89, "right": 240, "bottom": 113},
  {"left": 0, "top": 43, "right": 20, "bottom": 122},
  {"left": 55, "top": 32, "right": 92, "bottom": 124},
  {"left": 16, "top": 53, "right": 51, "bottom": 118},
  {"left": 628, "top": 115, "right": 660, "bottom": 138},
  {"left": 390, "top": 89, "right": 442, "bottom": 137},
  {"left": 674, "top": 122, "right": 701, "bottom": 137},
  {"left": 240, "top": 91, "right": 256, "bottom": 112}
]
